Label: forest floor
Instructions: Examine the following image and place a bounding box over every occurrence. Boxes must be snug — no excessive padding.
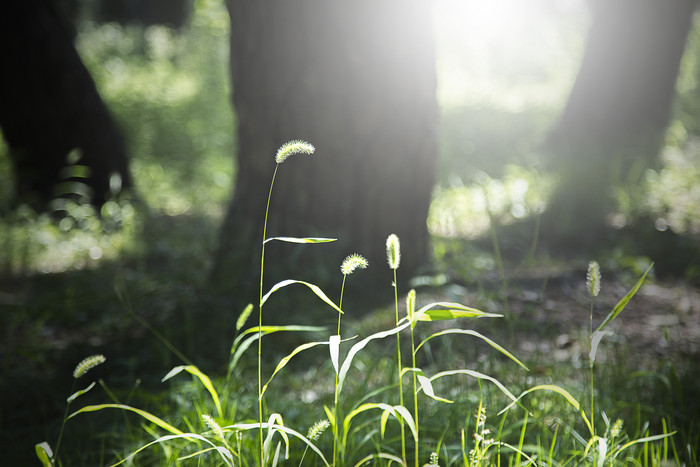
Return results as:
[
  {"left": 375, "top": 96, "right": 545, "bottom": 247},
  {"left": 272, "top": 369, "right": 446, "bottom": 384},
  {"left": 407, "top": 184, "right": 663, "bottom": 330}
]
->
[{"left": 1, "top": 255, "right": 699, "bottom": 464}]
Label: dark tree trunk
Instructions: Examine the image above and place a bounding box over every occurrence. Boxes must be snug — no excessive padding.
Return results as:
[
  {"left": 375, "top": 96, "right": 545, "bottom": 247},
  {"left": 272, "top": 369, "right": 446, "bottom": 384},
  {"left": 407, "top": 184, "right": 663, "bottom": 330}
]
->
[
  {"left": 213, "top": 0, "right": 438, "bottom": 305},
  {"left": 542, "top": 0, "right": 696, "bottom": 246},
  {"left": 0, "top": 0, "right": 132, "bottom": 212}
]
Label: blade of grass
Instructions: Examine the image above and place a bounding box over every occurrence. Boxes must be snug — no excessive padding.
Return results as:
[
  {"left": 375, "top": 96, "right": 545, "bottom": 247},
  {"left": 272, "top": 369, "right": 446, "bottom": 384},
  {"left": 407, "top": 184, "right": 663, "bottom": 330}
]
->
[
  {"left": 595, "top": 263, "right": 653, "bottom": 333},
  {"left": 162, "top": 365, "right": 222, "bottom": 418}
]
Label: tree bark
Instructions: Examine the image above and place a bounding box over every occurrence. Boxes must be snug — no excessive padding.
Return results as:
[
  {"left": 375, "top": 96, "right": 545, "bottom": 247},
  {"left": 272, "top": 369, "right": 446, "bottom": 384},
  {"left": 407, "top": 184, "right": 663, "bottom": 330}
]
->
[
  {"left": 542, "top": 0, "right": 696, "bottom": 246},
  {"left": 0, "top": 0, "right": 132, "bottom": 212},
  {"left": 213, "top": 0, "right": 438, "bottom": 304}
]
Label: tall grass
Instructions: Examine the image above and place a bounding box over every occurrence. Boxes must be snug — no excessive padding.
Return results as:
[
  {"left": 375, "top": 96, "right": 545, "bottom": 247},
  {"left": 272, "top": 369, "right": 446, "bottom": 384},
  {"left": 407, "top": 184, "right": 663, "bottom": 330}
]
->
[{"left": 35, "top": 141, "right": 690, "bottom": 466}]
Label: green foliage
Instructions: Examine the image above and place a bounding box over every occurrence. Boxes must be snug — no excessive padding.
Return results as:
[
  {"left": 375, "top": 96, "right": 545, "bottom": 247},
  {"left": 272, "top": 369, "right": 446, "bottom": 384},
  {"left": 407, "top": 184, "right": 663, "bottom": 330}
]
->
[{"left": 35, "top": 142, "right": 689, "bottom": 467}]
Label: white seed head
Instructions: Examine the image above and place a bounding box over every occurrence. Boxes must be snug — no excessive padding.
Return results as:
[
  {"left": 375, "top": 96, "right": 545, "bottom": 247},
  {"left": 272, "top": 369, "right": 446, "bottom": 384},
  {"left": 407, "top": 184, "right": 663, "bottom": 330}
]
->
[
  {"left": 275, "top": 140, "right": 315, "bottom": 164},
  {"left": 340, "top": 254, "right": 368, "bottom": 276},
  {"left": 386, "top": 234, "right": 401, "bottom": 270},
  {"left": 587, "top": 261, "right": 601, "bottom": 297},
  {"left": 306, "top": 419, "right": 330, "bottom": 441},
  {"left": 202, "top": 414, "right": 226, "bottom": 442},
  {"left": 406, "top": 289, "right": 416, "bottom": 319},
  {"left": 73, "top": 354, "right": 106, "bottom": 379}
]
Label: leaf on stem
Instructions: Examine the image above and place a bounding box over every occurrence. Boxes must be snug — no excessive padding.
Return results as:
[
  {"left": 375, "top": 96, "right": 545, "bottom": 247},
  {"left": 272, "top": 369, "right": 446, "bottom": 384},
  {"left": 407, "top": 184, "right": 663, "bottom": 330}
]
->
[
  {"left": 595, "top": 263, "right": 653, "bottom": 334},
  {"left": 263, "top": 236, "right": 336, "bottom": 244},
  {"left": 162, "top": 365, "right": 223, "bottom": 418},
  {"left": 260, "top": 279, "right": 342, "bottom": 314}
]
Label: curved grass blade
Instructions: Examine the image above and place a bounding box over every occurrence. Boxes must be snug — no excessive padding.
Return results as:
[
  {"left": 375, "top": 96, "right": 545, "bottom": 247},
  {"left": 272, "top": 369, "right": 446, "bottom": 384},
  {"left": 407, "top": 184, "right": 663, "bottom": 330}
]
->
[
  {"left": 416, "top": 328, "right": 528, "bottom": 371},
  {"left": 67, "top": 381, "right": 96, "bottom": 404},
  {"left": 229, "top": 325, "right": 326, "bottom": 375},
  {"left": 263, "top": 236, "right": 337, "bottom": 244},
  {"left": 223, "top": 421, "right": 331, "bottom": 466},
  {"left": 330, "top": 334, "right": 341, "bottom": 375},
  {"left": 68, "top": 404, "right": 185, "bottom": 437},
  {"left": 261, "top": 279, "right": 342, "bottom": 314},
  {"left": 413, "top": 301, "right": 502, "bottom": 326},
  {"left": 612, "top": 431, "right": 677, "bottom": 462},
  {"left": 35, "top": 442, "right": 53, "bottom": 467},
  {"left": 402, "top": 367, "right": 452, "bottom": 403},
  {"left": 162, "top": 365, "right": 222, "bottom": 417},
  {"left": 353, "top": 452, "right": 404, "bottom": 466},
  {"left": 107, "top": 433, "right": 225, "bottom": 467},
  {"left": 261, "top": 341, "right": 329, "bottom": 397},
  {"left": 595, "top": 263, "right": 653, "bottom": 333},
  {"left": 429, "top": 369, "right": 517, "bottom": 403},
  {"left": 498, "top": 384, "right": 593, "bottom": 435},
  {"left": 337, "top": 320, "right": 411, "bottom": 396}
]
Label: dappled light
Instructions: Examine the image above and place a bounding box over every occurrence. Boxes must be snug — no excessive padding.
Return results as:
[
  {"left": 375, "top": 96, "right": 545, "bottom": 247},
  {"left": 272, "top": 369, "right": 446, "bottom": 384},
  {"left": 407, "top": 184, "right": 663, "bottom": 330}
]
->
[{"left": 1, "top": 0, "right": 699, "bottom": 465}]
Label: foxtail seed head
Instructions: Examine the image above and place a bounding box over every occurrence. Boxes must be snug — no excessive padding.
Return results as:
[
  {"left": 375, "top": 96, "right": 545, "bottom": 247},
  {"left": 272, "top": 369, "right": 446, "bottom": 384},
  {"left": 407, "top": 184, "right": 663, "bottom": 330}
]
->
[
  {"left": 587, "top": 260, "right": 601, "bottom": 297},
  {"left": 306, "top": 419, "right": 331, "bottom": 441},
  {"left": 73, "top": 354, "right": 106, "bottom": 379},
  {"left": 406, "top": 289, "right": 416, "bottom": 320},
  {"left": 202, "top": 414, "right": 226, "bottom": 443},
  {"left": 386, "top": 234, "right": 401, "bottom": 270},
  {"left": 275, "top": 140, "right": 315, "bottom": 164},
  {"left": 236, "top": 303, "right": 254, "bottom": 331},
  {"left": 341, "top": 254, "right": 368, "bottom": 276}
]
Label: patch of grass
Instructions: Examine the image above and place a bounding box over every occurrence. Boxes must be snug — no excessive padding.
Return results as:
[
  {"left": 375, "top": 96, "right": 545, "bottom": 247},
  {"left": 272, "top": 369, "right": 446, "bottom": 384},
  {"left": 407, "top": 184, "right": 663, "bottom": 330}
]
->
[{"left": 27, "top": 142, "right": 695, "bottom": 467}]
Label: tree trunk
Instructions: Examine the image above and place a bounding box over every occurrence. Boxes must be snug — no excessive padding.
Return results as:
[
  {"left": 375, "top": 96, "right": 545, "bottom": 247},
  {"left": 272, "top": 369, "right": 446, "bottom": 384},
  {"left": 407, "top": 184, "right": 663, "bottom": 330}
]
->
[
  {"left": 213, "top": 0, "right": 438, "bottom": 306},
  {"left": 0, "top": 0, "right": 132, "bottom": 212},
  {"left": 542, "top": 0, "right": 696, "bottom": 246}
]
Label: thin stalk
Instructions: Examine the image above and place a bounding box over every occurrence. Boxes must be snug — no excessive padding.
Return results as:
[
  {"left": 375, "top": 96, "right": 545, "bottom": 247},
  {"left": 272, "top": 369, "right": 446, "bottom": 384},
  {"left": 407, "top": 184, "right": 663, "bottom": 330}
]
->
[
  {"left": 333, "top": 273, "right": 348, "bottom": 467},
  {"left": 258, "top": 163, "right": 279, "bottom": 465},
  {"left": 410, "top": 323, "right": 419, "bottom": 466},
  {"left": 52, "top": 380, "right": 77, "bottom": 465},
  {"left": 393, "top": 268, "right": 406, "bottom": 463},
  {"left": 589, "top": 297, "right": 595, "bottom": 437}
]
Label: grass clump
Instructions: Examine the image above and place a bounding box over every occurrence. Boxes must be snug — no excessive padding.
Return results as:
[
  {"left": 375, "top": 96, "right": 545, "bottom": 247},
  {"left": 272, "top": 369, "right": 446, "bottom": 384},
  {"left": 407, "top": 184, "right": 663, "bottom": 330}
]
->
[{"left": 32, "top": 141, "right": 693, "bottom": 466}]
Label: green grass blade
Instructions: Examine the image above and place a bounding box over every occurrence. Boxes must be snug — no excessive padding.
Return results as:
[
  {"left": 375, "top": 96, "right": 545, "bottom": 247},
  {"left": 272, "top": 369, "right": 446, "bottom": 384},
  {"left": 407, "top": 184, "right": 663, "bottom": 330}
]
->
[
  {"left": 613, "top": 432, "right": 677, "bottom": 462},
  {"left": 261, "top": 340, "right": 328, "bottom": 397},
  {"left": 595, "top": 263, "right": 653, "bottom": 333},
  {"left": 229, "top": 325, "right": 326, "bottom": 374},
  {"left": 224, "top": 421, "right": 331, "bottom": 466},
  {"left": 330, "top": 334, "right": 341, "bottom": 375},
  {"left": 108, "top": 433, "right": 219, "bottom": 467},
  {"left": 68, "top": 404, "right": 185, "bottom": 436},
  {"left": 261, "top": 279, "right": 343, "bottom": 314},
  {"left": 415, "top": 308, "right": 503, "bottom": 322},
  {"left": 353, "top": 453, "right": 404, "bottom": 466},
  {"left": 263, "top": 236, "right": 337, "bottom": 244},
  {"left": 337, "top": 320, "right": 411, "bottom": 396},
  {"left": 430, "top": 369, "right": 518, "bottom": 403},
  {"left": 162, "top": 365, "right": 222, "bottom": 418},
  {"left": 67, "top": 381, "right": 96, "bottom": 403},
  {"left": 35, "top": 442, "right": 53, "bottom": 467},
  {"left": 416, "top": 328, "right": 528, "bottom": 371},
  {"left": 403, "top": 367, "right": 452, "bottom": 403}
]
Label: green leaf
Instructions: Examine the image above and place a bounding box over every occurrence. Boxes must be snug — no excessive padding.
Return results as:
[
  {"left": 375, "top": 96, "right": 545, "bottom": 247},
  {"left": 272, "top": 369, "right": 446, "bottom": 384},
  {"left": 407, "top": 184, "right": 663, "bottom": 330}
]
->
[
  {"left": 35, "top": 442, "right": 53, "bottom": 467},
  {"left": 337, "top": 320, "right": 411, "bottom": 396},
  {"left": 595, "top": 263, "right": 653, "bottom": 333},
  {"left": 107, "top": 433, "right": 220, "bottom": 467},
  {"left": 498, "top": 384, "right": 593, "bottom": 435},
  {"left": 589, "top": 330, "right": 613, "bottom": 365},
  {"left": 261, "top": 341, "right": 329, "bottom": 397},
  {"left": 67, "top": 381, "right": 96, "bottom": 404},
  {"left": 613, "top": 431, "right": 677, "bottom": 461},
  {"left": 263, "top": 236, "right": 337, "bottom": 244},
  {"left": 429, "top": 369, "right": 517, "bottom": 404},
  {"left": 329, "top": 334, "right": 341, "bottom": 375},
  {"left": 228, "top": 325, "right": 326, "bottom": 375},
  {"left": 223, "top": 421, "right": 331, "bottom": 467},
  {"left": 162, "top": 365, "right": 222, "bottom": 418},
  {"left": 416, "top": 328, "right": 528, "bottom": 371},
  {"left": 68, "top": 404, "right": 186, "bottom": 437},
  {"left": 415, "top": 308, "right": 502, "bottom": 322},
  {"left": 261, "top": 279, "right": 342, "bottom": 314}
]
